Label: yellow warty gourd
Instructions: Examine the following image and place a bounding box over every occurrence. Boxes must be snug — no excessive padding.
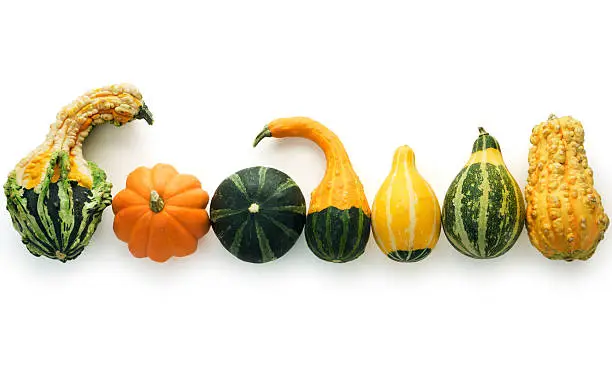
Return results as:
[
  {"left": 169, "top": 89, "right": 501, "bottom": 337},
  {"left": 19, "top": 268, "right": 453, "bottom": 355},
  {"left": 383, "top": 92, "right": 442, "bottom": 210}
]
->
[
  {"left": 526, "top": 115, "right": 609, "bottom": 261},
  {"left": 372, "top": 146, "right": 441, "bottom": 262}
]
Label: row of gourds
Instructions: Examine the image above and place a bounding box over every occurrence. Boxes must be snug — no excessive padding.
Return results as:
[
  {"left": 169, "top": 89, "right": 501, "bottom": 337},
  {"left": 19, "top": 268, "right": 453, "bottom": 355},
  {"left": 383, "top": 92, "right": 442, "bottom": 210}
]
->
[{"left": 4, "top": 84, "right": 609, "bottom": 263}]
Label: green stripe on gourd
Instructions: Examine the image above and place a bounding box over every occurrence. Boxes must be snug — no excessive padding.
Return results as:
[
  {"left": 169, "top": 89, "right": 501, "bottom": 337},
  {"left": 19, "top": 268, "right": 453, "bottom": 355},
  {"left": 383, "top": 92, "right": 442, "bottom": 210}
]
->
[
  {"left": 387, "top": 248, "right": 431, "bottom": 262},
  {"left": 5, "top": 84, "right": 152, "bottom": 262},
  {"left": 210, "top": 167, "right": 306, "bottom": 264},
  {"left": 305, "top": 207, "right": 371, "bottom": 263},
  {"left": 442, "top": 128, "right": 525, "bottom": 259},
  {"left": 4, "top": 152, "right": 112, "bottom": 262},
  {"left": 471, "top": 128, "right": 501, "bottom": 152}
]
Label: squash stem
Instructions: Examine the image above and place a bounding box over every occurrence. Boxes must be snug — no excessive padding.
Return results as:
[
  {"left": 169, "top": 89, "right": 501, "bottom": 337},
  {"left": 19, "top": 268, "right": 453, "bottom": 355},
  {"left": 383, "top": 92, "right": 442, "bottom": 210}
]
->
[
  {"left": 478, "top": 127, "right": 489, "bottom": 136},
  {"left": 253, "top": 127, "right": 272, "bottom": 147},
  {"left": 136, "top": 103, "right": 154, "bottom": 125},
  {"left": 149, "top": 190, "right": 165, "bottom": 213}
]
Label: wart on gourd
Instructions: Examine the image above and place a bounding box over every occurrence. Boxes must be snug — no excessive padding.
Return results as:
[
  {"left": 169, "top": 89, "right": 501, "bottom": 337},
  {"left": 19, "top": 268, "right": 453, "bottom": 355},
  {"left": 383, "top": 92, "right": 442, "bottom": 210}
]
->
[
  {"left": 4, "top": 84, "right": 153, "bottom": 262},
  {"left": 526, "top": 114, "right": 609, "bottom": 260}
]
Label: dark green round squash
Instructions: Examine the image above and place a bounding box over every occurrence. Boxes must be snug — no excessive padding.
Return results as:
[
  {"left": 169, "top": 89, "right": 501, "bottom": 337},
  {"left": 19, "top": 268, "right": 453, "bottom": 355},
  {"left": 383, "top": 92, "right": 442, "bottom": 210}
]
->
[{"left": 210, "top": 167, "right": 306, "bottom": 263}]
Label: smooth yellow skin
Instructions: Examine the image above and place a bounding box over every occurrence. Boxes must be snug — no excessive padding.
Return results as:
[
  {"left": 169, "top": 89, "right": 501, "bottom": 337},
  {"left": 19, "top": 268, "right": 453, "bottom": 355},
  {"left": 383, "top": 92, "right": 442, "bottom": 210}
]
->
[
  {"left": 526, "top": 115, "right": 609, "bottom": 260},
  {"left": 372, "top": 146, "right": 441, "bottom": 254}
]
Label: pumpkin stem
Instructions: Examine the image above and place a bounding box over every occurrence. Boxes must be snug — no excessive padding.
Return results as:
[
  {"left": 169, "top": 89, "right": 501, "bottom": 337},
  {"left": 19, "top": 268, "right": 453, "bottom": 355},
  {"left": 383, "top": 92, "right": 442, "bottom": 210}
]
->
[
  {"left": 478, "top": 127, "right": 489, "bottom": 136},
  {"left": 548, "top": 114, "right": 557, "bottom": 121},
  {"left": 253, "top": 126, "right": 272, "bottom": 147},
  {"left": 150, "top": 190, "right": 165, "bottom": 213}
]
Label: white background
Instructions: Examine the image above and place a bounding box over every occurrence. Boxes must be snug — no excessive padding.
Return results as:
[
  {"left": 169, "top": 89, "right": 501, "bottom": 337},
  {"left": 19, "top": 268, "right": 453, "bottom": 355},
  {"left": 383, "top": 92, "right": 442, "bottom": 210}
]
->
[{"left": 1, "top": 1, "right": 611, "bottom": 373}]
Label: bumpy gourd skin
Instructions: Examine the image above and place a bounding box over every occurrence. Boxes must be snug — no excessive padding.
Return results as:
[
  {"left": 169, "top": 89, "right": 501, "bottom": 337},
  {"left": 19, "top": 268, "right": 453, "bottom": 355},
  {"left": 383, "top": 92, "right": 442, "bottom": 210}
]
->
[
  {"left": 526, "top": 115, "right": 609, "bottom": 261},
  {"left": 4, "top": 84, "right": 153, "bottom": 262}
]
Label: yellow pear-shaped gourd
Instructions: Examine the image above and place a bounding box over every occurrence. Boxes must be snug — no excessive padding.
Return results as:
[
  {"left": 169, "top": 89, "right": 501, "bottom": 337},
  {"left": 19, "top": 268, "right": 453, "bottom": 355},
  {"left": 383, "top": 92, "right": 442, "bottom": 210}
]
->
[{"left": 372, "top": 146, "right": 441, "bottom": 262}]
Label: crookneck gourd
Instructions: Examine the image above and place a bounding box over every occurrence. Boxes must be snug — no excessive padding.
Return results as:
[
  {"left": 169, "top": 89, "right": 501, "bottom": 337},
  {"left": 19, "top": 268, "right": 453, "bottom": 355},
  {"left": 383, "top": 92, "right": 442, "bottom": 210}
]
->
[
  {"left": 526, "top": 115, "right": 609, "bottom": 261},
  {"left": 113, "top": 164, "right": 210, "bottom": 263},
  {"left": 372, "top": 146, "right": 441, "bottom": 262},
  {"left": 254, "top": 117, "right": 371, "bottom": 263},
  {"left": 442, "top": 128, "right": 525, "bottom": 259},
  {"left": 4, "top": 84, "right": 153, "bottom": 262}
]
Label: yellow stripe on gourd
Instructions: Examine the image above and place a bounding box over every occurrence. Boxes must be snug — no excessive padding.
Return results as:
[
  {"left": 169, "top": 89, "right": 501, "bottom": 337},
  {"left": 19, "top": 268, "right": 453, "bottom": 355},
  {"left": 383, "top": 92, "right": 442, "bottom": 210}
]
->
[
  {"left": 466, "top": 148, "right": 504, "bottom": 166},
  {"left": 372, "top": 146, "right": 441, "bottom": 256}
]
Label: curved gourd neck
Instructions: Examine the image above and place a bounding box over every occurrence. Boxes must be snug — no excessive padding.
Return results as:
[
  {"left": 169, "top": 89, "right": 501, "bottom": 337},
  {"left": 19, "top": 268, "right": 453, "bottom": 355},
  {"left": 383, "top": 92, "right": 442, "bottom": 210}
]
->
[
  {"left": 266, "top": 117, "right": 352, "bottom": 171},
  {"left": 254, "top": 117, "right": 370, "bottom": 215},
  {"left": 13, "top": 84, "right": 152, "bottom": 190}
]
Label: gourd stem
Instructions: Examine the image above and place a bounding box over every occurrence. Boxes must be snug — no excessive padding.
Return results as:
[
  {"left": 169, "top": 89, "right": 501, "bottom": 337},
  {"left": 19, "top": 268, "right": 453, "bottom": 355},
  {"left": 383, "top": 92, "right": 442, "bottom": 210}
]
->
[
  {"left": 548, "top": 114, "right": 557, "bottom": 121},
  {"left": 253, "top": 127, "right": 272, "bottom": 147},
  {"left": 135, "top": 103, "right": 154, "bottom": 125},
  {"left": 478, "top": 127, "right": 489, "bottom": 136},
  {"left": 150, "top": 190, "right": 165, "bottom": 213}
]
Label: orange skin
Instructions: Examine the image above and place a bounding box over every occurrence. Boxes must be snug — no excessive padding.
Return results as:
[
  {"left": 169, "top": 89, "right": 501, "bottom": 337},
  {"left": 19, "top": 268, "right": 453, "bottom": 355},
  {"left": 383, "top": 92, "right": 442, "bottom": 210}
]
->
[
  {"left": 112, "top": 164, "right": 211, "bottom": 262},
  {"left": 255, "top": 117, "right": 370, "bottom": 215},
  {"left": 526, "top": 115, "right": 609, "bottom": 260}
]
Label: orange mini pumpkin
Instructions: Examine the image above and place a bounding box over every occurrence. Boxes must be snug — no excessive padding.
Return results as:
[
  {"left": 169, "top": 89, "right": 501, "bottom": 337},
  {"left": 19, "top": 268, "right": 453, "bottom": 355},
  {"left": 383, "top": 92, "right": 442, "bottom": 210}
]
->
[{"left": 112, "top": 164, "right": 210, "bottom": 262}]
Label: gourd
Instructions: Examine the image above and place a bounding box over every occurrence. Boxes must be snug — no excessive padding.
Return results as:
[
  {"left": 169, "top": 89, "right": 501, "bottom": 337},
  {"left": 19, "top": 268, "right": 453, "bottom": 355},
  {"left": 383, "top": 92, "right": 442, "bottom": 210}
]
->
[
  {"left": 210, "top": 167, "right": 306, "bottom": 263},
  {"left": 4, "top": 84, "right": 153, "bottom": 262},
  {"left": 442, "top": 128, "right": 525, "bottom": 259},
  {"left": 112, "top": 164, "right": 211, "bottom": 263},
  {"left": 372, "top": 146, "right": 441, "bottom": 262},
  {"left": 526, "top": 115, "right": 609, "bottom": 261},
  {"left": 254, "top": 117, "right": 371, "bottom": 263}
]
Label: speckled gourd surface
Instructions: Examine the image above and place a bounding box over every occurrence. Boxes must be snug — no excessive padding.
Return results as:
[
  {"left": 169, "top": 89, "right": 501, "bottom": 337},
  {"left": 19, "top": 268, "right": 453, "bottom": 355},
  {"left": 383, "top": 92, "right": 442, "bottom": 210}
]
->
[
  {"left": 442, "top": 128, "right": 525, "bottom": 259},
  {"left": 372, "top": 146, "right": 441, "bottom": 262},
  {"left": 526, "top": 115, "right": 609, "bottom": 261},
  {"left": 4, "top": 84, "right": 153, "bottom": 262}
]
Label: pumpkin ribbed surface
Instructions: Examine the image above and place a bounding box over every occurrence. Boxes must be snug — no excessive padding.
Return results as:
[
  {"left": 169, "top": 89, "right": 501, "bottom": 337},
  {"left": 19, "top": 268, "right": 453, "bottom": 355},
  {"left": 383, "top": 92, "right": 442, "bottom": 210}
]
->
[
  {"left": 526, "top": 115, "right": 609, "bottom": 260},
  {"left": 112, "top": 164, "right": 211, "bottom": 263}
]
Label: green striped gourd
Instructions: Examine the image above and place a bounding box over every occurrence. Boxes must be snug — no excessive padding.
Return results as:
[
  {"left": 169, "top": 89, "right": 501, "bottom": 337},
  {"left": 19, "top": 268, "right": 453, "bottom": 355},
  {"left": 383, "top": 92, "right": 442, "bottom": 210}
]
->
[
  {"left": 4, "top": 84, "right": 153, "bottom": 262},
  {"left": 210, "top": 167, "right": 306, "bottom": 263},
  {"left": 442, "top": 128, "right": 525, "bottom": 259}
]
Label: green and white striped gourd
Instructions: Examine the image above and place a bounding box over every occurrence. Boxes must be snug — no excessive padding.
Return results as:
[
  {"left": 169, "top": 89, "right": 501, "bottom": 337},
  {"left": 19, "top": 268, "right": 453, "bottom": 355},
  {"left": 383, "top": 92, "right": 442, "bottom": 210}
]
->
[{"left": 442, "top": 128, "right": 525, "bottom": 259}]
